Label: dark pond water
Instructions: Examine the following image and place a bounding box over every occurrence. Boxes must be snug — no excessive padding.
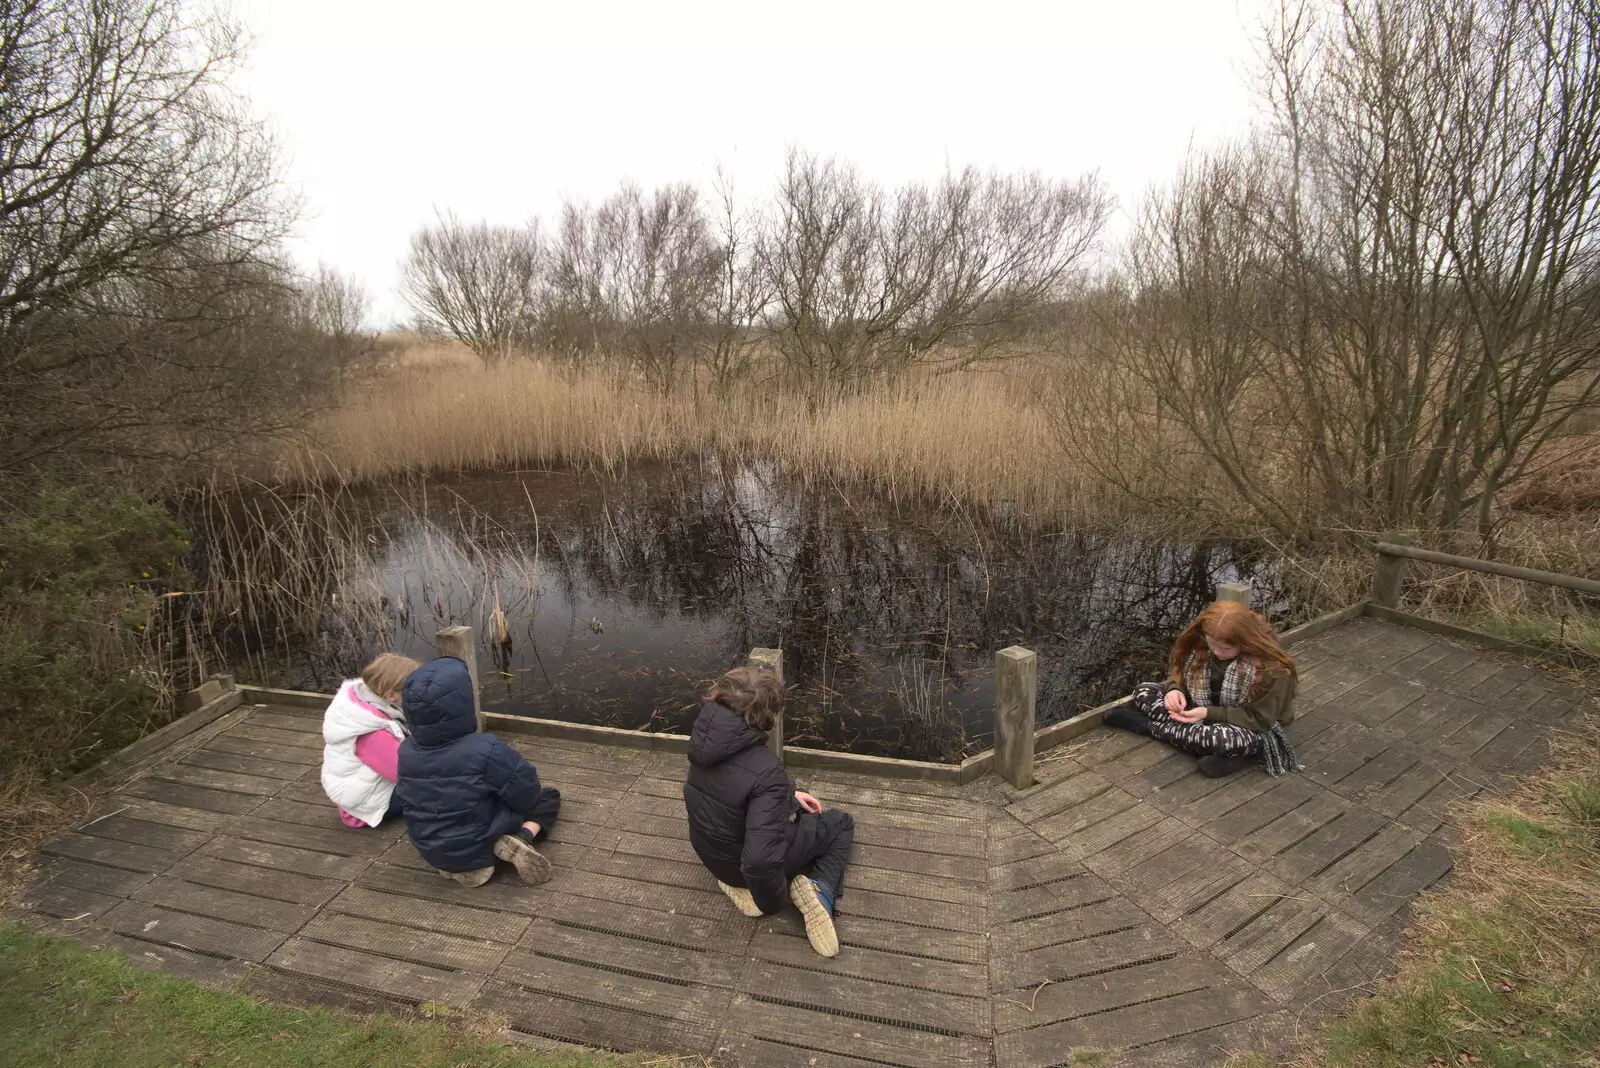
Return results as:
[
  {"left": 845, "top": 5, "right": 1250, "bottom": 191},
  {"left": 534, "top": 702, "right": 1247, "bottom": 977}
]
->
[{"left": 200, "top": 460, "right": 1296, "bottom": 762}]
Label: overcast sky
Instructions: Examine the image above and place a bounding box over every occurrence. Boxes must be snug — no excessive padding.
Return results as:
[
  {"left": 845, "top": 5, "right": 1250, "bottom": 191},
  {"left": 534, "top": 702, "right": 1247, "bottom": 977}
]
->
[{"left": 235, "top": 0, "right": 1273, "bottom": 327}]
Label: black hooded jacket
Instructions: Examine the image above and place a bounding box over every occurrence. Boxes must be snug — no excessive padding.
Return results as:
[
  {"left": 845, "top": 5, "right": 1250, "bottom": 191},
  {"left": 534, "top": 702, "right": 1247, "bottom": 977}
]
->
[
  {"left": 682, "top": 701, "right": 811, "bottom": 915},
  {"left": 396, "top": 657, "right": 545, "bottom": 872}
]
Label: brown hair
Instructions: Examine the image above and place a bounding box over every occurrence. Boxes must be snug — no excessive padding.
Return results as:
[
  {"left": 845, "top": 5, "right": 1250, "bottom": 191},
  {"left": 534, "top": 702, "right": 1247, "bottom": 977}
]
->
[
  {"left": 362, "top": 653, "right": 421, "bottom": 700},
  {"left": 1168, "top": 601, "right": 1296, "bottom": 697},
  {"left": 705, "top": 667, "right": 787, "bottom": 733}
]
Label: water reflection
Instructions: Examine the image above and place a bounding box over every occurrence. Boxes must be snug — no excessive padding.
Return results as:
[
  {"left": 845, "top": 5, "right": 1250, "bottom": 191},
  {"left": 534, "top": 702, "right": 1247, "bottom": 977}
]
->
[{"left": 211, "top": 460, "right": 1291, "bottom": 762}]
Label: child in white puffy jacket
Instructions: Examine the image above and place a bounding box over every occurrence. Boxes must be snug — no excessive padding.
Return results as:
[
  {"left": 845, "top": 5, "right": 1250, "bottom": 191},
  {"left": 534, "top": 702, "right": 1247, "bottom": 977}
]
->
[{"left": 320, "top": 653, "right": 420, "bottom": 828}]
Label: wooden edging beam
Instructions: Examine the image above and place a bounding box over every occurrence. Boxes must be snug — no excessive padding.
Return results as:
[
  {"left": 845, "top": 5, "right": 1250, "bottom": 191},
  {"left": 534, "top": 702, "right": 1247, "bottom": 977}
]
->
[{"left": 67, "top": 687, "right": 246, "bottom": 789}]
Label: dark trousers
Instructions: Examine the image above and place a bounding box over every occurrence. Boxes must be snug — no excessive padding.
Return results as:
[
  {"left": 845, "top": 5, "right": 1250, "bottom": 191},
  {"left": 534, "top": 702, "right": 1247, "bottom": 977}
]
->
[
  {"left": 1131, "top": 683, "right": 1261, "bottom": 759},
  {"left": 785, "top": 808, "right": 854, "bottom": 898},
  {"left": 522, "top": 787, "right": 562, "bottom": 841}
]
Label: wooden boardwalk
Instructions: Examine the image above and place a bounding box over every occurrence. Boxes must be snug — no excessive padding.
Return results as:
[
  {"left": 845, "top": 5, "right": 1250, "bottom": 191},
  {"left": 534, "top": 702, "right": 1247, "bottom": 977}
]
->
[{"left": 13, "top": 619, "right": 1587, "bottom": 1067}]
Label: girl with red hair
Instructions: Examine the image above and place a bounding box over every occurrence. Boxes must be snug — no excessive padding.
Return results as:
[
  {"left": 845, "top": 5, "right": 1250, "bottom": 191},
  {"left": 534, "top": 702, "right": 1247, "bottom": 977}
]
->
[{"left": 1104, "top": 600, "right": 1303, "bottom": 778}]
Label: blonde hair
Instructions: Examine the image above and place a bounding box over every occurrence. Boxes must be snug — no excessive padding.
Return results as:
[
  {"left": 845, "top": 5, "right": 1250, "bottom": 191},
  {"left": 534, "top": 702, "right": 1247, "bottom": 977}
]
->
[
  {"left": 361, "top": 653, "right": 421, "bottom": 700},
  {"left": 705, "top": 667, "right": 787, "bottom": 733}
]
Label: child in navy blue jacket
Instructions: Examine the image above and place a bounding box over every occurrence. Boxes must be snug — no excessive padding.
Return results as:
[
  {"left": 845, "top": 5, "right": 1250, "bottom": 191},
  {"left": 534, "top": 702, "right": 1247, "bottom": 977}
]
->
[{"left": 396, "top": 656, "right": 561, "bottom": 886}]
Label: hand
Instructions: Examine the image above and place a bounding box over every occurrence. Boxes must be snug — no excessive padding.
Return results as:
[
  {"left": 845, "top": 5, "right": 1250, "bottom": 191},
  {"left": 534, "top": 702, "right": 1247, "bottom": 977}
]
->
[
  {"left": 1163, "top": 689, "right": 1188, "bottom": 714},
  {"left": 1169, "top": 706, "right": 1208, "bottom": 724},
  {"left": 794, "top": 790, "right": 822, "bottom": 814}
]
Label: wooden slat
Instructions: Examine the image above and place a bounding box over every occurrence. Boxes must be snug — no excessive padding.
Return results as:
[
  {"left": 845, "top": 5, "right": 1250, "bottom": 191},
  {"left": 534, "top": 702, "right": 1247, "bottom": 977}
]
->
[
  {"left": 994, "top": 898, "right": 1155, "bottom": 957},
  {"left": 748, "top": 928, "right": 985, "bottom": 997},
  {"left": 103, "top": 899, "right": 288, "bottom": 961},
  {"left": 722, "top": 996, "right": 991, "bottom": 1068},
  {"left": 989, "top": 924, "right": 1192, "bottom": 992},
  {"left": 20, "top": 882, "right": 124, "bottom": 919},
  {"left": 268, "top": 937, "right": 482, "bottom": 1006},
  {"left": 522, "top": 919, "right": 744, "bottom": 986},
  {"left": 181, "top": 747, "right": 308, "bottom": 780},
  {"left": 994, "top": 982, "right": 1270, "bottom": 1068},
  {"left": 761, "top": 910, "right": 988, "bottom": 964},
  {"left": 203, "top": 732, "right": 320, "bottom": 765},
  {"left": 227, "top": 815, "right": 396, "bottom": 857},
  {"left": 199, "top": 836, "right": 370, "bottom": 881},
  {"left": 38, "top": 833, "right": 183, "bottom": 874},
  {"left": 123, "top": 777, "right": 264, "bottom": 815},
  {"left": 496, "top": 948, "right": 727, "bottom": 1025},
  {"left": 222, "top": 723, "right": 323, "bottom": 751},
  {"left": 330, "top": 886, "right": 531, "bottom": 943},
  {"left": 27, "top": 855, "right": 155, "bottom": 898},
  {"left": 74, "top": 815, "right": 210, "bottom": 855},
  {"left": 299, "top": 911, "right": 509, "bottom": 972},
  {"left": 131, "top": 876, "right": 315, "bottom": 932},
  {"left": 147, "top": 763, "right": 286, "bottom": 796},
  {"left": 745, "top": 958, "right": 990, "bottom": 1036},
  {"left": 995, "top": 954, "right": 1217, "bottom": 1033},
  {"left": 476, "top": 978, "right": 715, "bottom": 1056},
  {"left": 168, "top": 853, "right": 343, "bottom": 906}
]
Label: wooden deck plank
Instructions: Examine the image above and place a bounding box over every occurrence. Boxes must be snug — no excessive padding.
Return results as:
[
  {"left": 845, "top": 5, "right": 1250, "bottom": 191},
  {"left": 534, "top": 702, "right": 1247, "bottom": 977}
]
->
[
  {"left": 168, "top": 853, "right": 344, "bottom": 905},
  {"left": 202, "top": 732, "right": 320, "bottom": 765},
  {"left": 521, "top": 918, "right": 745, "bottom": 986},
  {"left": 103, "top": 899, "right": 289, "bottom": 961},
  {"left": 748, "top": 928, "right": 986, "bottom": 997},
  {"left": 477, "top": 978, "right": 716, "bottom": 1055},
  {"left": 146, "top": 763, "right": 288, "bottom": 796},
  {"left": 26, "top": 854, "right": 155, "bottom": 898},
  {"left": 995, "top": 954, "right": 1218, "bottom": 1033},
  {"left": 199, "top": 836, "right": 371, "bottom": 881},
  {"left": 38, "top": 833, "right": 184, "bottom": 874},
  {"left": 130, "top": 876, "right": 316, "bottom": 932},
  {"left": 994, "top": 982, "right": 1271, "bottom": 1068},
  {"left": 721, "top": 996, "right": 991, "bottom": 1068},
  {"left": 330, "top": 886, "right": 530, "bottom": 943},
  {"left": 746, "top": 958, "right": 991, "bottom": 1036},
  {"left": 298, "top": 911, "right": 510, "bottom": 972},
  {"left": 989, "top": 923, "right": 1191, "bottom": 992},
  {"left": 269, "top": 937, "right": 483, "bottom": 1007},
  {"left": 181, "top": 747, "right": 308, "bottom": 780},
  {"left": 72, "top": 814, "right": 212, "bottom": 855},
  {"left": 123, "top": 777, "right": 265, "bottom": 815}
]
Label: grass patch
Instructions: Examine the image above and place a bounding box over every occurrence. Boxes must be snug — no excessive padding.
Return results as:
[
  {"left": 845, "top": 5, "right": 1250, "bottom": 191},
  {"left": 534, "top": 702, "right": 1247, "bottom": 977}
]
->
[
  {"left": 1261, "top": 712, "right": 1600, "bottom": 1068},
  {"left": 0, "top": 923, "right": 635, "bottom": 1068}
]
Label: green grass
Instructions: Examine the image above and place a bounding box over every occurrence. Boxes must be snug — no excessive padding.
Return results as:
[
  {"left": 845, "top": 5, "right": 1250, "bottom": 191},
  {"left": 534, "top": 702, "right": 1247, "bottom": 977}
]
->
[
  {"left": 1239, "top": 726, "right": 1600, "bottom": 1068},
  {"left": 0, "top": 924, "right": 635, "bottom": 1068}
]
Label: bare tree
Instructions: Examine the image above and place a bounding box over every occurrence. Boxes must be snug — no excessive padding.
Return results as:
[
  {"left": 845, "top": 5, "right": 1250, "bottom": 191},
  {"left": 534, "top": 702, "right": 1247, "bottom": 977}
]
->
[
  {"left": 400, "top": 211, "right": 541, "bottom": 366},
  {"left": 0, "top": 0, "right": 306, "bottom": 486},
  {"left": 542, "top": 182, "right": 720, "bottom": 392},
  {"left": 702, "top": 166, "right": 771, "bottom": 402},
  {"left": 1108, "top": 0, "right": 1600, "bottom": 543},
  {"left": 760, "top": 151, "right": 1112, "bottom": 404}
]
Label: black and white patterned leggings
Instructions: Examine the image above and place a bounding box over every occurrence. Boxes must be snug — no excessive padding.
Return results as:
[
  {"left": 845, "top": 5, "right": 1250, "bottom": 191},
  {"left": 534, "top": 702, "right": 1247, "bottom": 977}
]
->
[{"left": 1131, "top": 683, "right": 1261, "bottom": 759}]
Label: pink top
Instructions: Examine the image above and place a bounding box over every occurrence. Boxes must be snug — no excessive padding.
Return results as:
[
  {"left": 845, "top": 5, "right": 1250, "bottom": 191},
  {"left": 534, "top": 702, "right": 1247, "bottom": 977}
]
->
[{"left": 337, "top": 696, "right": 403, "bottom": 828}]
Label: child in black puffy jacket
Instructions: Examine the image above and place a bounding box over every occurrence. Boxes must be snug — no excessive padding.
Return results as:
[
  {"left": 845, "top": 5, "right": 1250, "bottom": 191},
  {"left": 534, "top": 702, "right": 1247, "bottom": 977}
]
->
[{"left": 681, "top": 667, "right": 854, "bottom": 958}]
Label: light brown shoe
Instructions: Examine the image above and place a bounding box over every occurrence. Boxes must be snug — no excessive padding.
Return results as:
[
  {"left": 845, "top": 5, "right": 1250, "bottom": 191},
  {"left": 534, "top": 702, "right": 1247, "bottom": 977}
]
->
[
  {"left": 493, "top": 834, "right": 553, "bottom": 885},
  {"left": 443, "top": 865, "right": 494, "bottom": 887},
  {"left": 718, "top": 880, "right": 762, "bottom": 917},
  {"left": 788, "top": 874, "right": 840, "bottom": 957}
]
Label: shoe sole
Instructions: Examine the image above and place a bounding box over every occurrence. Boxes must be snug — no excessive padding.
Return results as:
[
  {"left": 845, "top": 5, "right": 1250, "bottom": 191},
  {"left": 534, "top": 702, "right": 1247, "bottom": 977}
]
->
[
  {"left": 718, "top": 880, "right": 762, "bottom": 918},
  {"left": 443, "top": 866, "right": 494, "bottom": 887},
  {"left": 493, "top": 835, "right": 553, "bottom": 885},
  {"left": 788, "top": 875, "right": 839, "bottom": 957}
]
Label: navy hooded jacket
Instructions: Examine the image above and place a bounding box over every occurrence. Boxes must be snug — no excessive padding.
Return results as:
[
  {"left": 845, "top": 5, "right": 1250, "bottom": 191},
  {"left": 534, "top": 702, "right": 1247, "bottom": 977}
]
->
[
  {"left": 396, "top": 657, "right": 544, "bottom": 872},
  {"left": 682, "top": 701, "right": 812, "bottom": 915}
]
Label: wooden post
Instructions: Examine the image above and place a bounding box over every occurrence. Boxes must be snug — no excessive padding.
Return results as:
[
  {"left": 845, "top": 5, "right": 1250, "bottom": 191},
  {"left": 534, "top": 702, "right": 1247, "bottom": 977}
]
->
[
  {"left": 994, "top": 646, "right": 1037, "bottom": 789},
  {"left": 436, "top": 625, "right": 485, "bottom": 732},
  {"left": 1372, "top": 531, "right": 1412, "bottom": 609},
  {"left": 1216, "top": 581, "right": 1251, "bottom": 604},
  {"left": 747, "top": 647, "right": 784, "bottom": 762}
]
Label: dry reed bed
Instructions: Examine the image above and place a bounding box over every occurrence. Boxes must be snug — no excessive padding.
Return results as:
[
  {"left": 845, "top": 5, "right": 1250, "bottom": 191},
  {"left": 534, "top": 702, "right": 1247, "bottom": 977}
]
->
[{"left": 288, "top": 346, "right": 1221, "bottom": 527}]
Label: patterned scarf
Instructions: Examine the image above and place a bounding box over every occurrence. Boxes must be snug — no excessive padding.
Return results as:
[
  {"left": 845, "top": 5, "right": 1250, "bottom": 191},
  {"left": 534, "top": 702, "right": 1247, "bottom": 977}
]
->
[
  {"left": 1182, "top": 651, "right": 1303, "bottom": 777},
  {"left": 1183, "top": 651, "right": 1256, "bottom": 709}
]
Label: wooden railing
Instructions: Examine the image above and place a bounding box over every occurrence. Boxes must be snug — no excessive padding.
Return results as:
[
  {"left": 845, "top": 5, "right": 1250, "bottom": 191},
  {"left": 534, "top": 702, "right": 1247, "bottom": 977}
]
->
[{"left": 1373, "top": 532, "right": 1600, "bottom": 606}]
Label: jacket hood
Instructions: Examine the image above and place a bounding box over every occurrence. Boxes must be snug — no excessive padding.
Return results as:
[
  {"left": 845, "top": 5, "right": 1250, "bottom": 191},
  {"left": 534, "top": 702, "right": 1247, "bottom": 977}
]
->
[
  {"left": 403, "top": 657, "right": 477, "bottom": 748},
  {"left": 688, "top": 701, "right": 769, "bottom": 768}
]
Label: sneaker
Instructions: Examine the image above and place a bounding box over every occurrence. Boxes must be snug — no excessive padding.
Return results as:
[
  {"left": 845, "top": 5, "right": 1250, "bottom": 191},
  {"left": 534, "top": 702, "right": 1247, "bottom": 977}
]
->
[
  {"left": 1197, "top": 754, "right": 1257, "bottom": 779},
  {"left": 444, "top": 865, "right": 495, "bottom": 887},
  {"left": 493, "top": 833, "right": 553, "bottom": 885},
  {"left": 788, "top": 875, "right": 840, "bottom": 958},
  {"left": 1103, "top": 704, "right": 1152, "bottom": 736},
  {"left": 718, "top": 880, "right": 762, "bottom": 918}
]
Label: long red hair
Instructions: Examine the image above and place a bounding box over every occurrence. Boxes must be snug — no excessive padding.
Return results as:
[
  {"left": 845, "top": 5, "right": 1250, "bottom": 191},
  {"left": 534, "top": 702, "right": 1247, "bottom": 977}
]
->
[{"left": 1168, "top": 601, "right": 1296, "bottom": 695}]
